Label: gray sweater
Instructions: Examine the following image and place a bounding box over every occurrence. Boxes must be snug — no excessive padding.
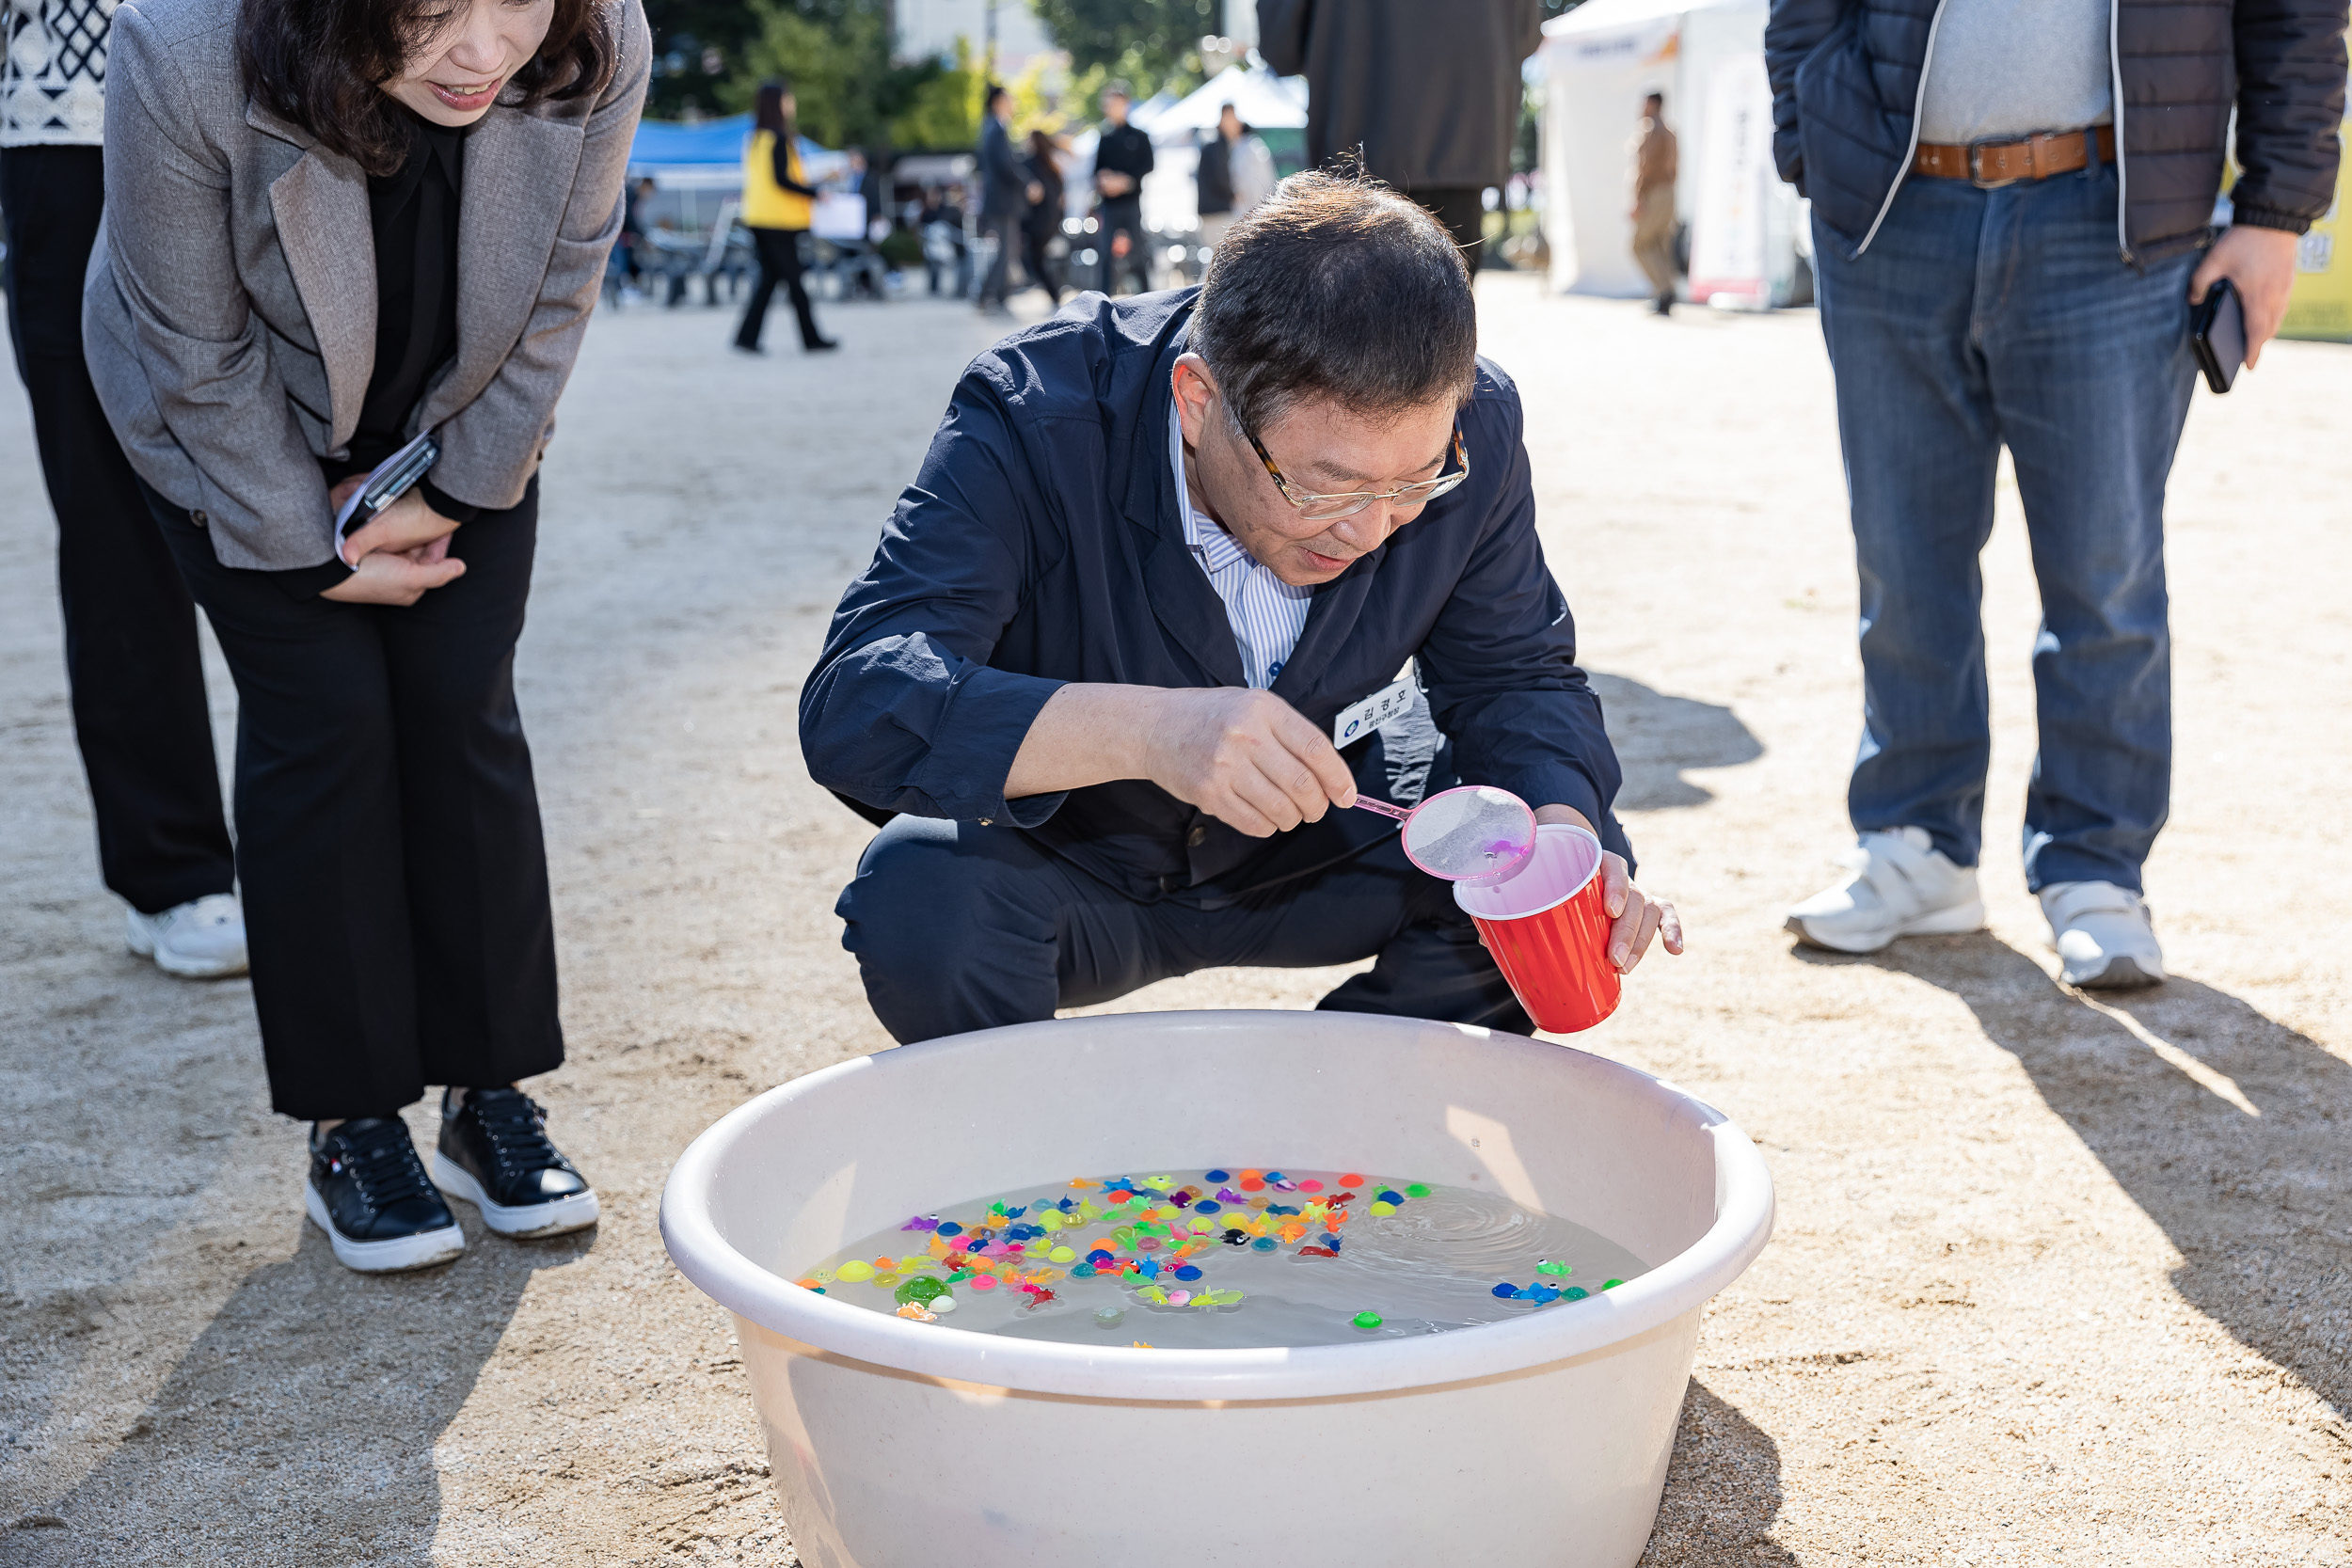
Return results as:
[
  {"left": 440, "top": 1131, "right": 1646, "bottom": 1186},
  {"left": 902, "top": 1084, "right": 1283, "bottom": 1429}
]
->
[{"left": 1917, "top": 0, "right": 2115, "bottom": 145}]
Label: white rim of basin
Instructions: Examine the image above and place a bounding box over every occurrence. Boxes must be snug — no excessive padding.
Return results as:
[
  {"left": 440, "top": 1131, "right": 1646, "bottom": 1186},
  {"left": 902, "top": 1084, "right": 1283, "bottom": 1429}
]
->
[{"left": 660, "top": 1010, "right": 1775, "bottom": 1402}]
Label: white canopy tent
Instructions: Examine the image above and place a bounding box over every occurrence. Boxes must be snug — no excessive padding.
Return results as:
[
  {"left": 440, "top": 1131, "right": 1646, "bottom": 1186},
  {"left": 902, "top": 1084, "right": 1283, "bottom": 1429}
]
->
[
  {"left": 1127, "top": 64, "right": 1308, "bottom": 236},
  {"left": 1133, "top": 63, "right": 1309, "bottom": 137},
  {"left": 1540, "top": 0, "right": 1806, "bottom": 306}
]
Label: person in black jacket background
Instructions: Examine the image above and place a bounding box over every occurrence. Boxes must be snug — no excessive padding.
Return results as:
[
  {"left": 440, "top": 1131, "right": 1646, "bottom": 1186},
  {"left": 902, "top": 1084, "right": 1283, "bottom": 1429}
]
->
[
  {"left": 1090, "top": 81, "right": 1156, "bottom": 294},
  {"left": 976, "top": 83, "right": 1032, "bottom": 312},
  {"left": 1257, "top": 0, "right": 1545, "bottom": 269},
  {"left": 1771, "top": 0, "right": 2345, "bottom": 990},
  {"left": 1022, "top": 129, "right": 1066, "bottom": 305}
]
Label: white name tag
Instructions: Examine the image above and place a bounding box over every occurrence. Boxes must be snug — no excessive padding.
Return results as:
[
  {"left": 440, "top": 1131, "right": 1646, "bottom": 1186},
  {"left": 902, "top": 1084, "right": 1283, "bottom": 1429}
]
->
[{"left": 1332, "top": 677, "right": 1416, "bottom": 749}]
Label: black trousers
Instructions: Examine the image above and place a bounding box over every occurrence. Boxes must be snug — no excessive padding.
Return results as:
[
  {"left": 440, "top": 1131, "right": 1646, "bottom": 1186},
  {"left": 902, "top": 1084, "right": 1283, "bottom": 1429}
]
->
[
  {"left": 837, "top": 816, "right": 1534, "bottom": 1045},
  {"left": 1020, "top": 223, "right": 1062, "bottom": 303},
  {"left": 976, "top": 211, "right": 1014, "bottom": 306},
  {"left": 1096, "top": 198, "right": 1152, "bottom": 295},
  {"left": 735, "top": 227, "right": 822, "bottom": 351},
  {"left": 1412, "top": 186, "right": 1489, "bottom": 273},
  {"left": 2, "top": 145, "right": 235, "bottom": 913},
  {"left": 149, "top": 481, "right": 562, "bottom": 1120}
]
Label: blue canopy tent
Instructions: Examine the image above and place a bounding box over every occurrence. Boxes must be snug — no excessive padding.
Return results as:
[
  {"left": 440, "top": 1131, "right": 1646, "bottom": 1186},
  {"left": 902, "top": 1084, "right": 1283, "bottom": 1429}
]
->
[
  {"left": 628, "top": 114, "right": 848, "bottom": 199},
  {"left": 618, "top": 116, "right": 863, "bottom": 303}
]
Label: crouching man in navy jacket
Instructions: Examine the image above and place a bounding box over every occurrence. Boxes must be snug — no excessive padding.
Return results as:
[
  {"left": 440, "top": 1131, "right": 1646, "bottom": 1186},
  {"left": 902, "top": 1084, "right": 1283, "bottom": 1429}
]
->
[{"left": 800, "top": 170, "right": 1682, "bottom": 1043}]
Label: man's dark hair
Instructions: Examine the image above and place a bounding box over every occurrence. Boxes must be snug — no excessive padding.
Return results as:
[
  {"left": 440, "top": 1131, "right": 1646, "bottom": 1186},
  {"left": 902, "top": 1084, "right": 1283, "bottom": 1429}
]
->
[
  {"left": 1192, "top": 167, "right": 1477, "bottom": 434},
  {"left": 986, "top": 83, "right": 1010, "bottom": 110},
  {"left": 1645, "top": 91, "right": 1664, "bottom": 111},
  {"left": 239, "top": 0, "right": 617, "bottom": 177}
]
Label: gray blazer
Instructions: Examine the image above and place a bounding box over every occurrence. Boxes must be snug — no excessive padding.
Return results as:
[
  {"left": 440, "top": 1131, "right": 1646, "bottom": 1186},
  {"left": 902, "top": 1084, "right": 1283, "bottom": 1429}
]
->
[{"left": 83, "top": 0, "right": 650, "bottom": 571}]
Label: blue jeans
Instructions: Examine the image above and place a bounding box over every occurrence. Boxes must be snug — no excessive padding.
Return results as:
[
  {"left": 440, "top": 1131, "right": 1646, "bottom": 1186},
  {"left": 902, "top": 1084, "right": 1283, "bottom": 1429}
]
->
[{"left": 1815, "top": 163, "right": 2198, "bottom": 892}]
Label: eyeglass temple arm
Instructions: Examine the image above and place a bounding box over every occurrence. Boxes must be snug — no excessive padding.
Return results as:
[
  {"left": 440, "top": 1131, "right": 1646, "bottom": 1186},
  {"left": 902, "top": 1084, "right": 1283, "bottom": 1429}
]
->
[{"left": 1351, "top": 797, "right": 1412, "bottom": 822}]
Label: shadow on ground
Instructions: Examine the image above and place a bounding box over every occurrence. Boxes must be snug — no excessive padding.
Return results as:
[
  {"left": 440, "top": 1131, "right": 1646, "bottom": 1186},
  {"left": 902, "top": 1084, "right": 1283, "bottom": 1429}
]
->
[
  {"left": 1801, "top": 933, "right": 2352, "bottom": 1419},
  {"left": 1639, "top": 1377, "right": 1797, "bottom": 1565},
  {"left": 1591, "top": 673, "right": 1764, "bottom": 810},
  {"left": 18, "top": 1219, "right": 594, "bottom": 1563}
]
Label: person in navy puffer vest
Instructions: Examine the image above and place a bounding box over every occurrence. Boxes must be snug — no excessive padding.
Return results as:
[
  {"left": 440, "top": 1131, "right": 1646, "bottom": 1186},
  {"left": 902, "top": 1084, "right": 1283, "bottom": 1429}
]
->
[{"left": 1771, "top": 0, "right": 2345, "bottom": 989}]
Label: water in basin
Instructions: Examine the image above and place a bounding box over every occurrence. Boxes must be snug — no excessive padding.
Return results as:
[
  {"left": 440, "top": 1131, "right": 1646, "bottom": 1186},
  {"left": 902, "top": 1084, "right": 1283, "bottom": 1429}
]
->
[{"left": 792, "top": 1166, "right": 1651, "bottom": 1350}]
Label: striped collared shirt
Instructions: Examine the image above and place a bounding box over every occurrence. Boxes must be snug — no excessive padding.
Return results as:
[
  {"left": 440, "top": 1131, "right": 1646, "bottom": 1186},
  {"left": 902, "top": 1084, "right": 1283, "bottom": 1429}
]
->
[{"left": 1168, "top": 403, "right": 1311, "bottom": 689}]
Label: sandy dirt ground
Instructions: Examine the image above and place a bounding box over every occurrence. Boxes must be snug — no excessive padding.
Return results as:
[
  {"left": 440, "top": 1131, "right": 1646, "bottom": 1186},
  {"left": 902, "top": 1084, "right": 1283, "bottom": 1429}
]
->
[{"left": 2, "top": 275, "right": 2346, "bottom": 1567}]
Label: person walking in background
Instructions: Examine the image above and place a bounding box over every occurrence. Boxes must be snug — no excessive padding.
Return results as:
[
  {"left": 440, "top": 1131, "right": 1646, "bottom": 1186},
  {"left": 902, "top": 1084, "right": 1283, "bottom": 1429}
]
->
[
  {"left": 1091, "top": 81, "right": 1156, "bottom": 295},
  {"left": 920, "top": 183, "right": 971, "bottom": 297},
  {"left": 976, "top": 84, "right": 1029, "bottom": 313},
  {"left": 620, "top": 174, "right": 656, "bottom": 299},
  {"left": 1769, "top": 0, "right": 2345, "bottom": 988},
  {"left": 1022, "top": 129, "right": 1067, "bottom": 306},
  {"left": 1, "top": 0, "right": 246, "bottom": 978},
  {"left": 1195, "top": 103, "right": 1274, "bottom": 246},
  {"left": 1258, "top": 0, "right": 1544, "bottom": 271},
  {"left": 1629, "top": 92, "right": 1679, "bottom": 315},
  {"left": 735, "top": 80, "right": 835, "bottom": 354},
  {"left": 839, "top": 147, "right": 889, "bottom": 300},
  {"left": 87, "top": 0, "right": 650, "bottom": 1272}
]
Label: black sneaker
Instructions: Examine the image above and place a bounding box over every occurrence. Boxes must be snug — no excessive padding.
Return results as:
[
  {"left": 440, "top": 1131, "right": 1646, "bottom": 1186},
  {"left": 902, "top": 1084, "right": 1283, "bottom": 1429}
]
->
[
  {"left": 306, "top": 1118, "right": 468, "bottom": 1273},
  {"left": 431, "top": 1088, "right": 600, "bottom": 1239}
]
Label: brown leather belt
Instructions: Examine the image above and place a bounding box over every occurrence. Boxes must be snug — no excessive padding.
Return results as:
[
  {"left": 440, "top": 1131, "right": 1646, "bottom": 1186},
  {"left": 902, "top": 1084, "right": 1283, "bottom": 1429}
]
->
[{"left": 1914, "top": 125, "right": 2115, "bottom": 187}]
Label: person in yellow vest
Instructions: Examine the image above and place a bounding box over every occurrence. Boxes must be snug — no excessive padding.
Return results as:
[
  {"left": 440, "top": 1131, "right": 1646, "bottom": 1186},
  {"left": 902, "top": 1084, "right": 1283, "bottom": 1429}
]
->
[{"left": 734, "top": 79, "right": 836, "bottom": 355}]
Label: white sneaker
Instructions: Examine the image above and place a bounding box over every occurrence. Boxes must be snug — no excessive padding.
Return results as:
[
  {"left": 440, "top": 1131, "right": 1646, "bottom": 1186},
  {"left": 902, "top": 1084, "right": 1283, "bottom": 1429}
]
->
[
  {"left": 2039, "top": 881, "right": 2165, "bottom": 990},
  {"left": 1786, "top": 827, "right": 1986, "bottom": 954},
  {"left": 125, "top": 893, "right": 248, "bottom": 979}
]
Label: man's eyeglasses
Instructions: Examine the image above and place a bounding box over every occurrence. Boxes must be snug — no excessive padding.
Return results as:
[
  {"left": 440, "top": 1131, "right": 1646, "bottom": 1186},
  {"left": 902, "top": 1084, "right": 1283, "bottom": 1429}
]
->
[{"left": 1240, "top": 419, "right": 1470, "bottom": 523}]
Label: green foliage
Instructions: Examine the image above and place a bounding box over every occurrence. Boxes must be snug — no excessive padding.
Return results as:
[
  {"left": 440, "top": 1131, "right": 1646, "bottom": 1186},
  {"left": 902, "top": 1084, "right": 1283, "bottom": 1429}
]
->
[
  {"left": 641, "top": 0, "right": 765, "bottom": 119},
  {"left": 718, "top": 0, "right": 948, "bottom": 150},
  {"left": 1028, "top": 0, "right": 1216, "bottom": 101},
  {"left": 889, "top": 38, "right": 983, "bottom": 151}
]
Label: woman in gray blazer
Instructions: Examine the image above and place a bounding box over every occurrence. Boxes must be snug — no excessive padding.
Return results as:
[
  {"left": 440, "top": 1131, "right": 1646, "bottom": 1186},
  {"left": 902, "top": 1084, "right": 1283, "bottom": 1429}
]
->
[{"left": 85, "top": 0, "right": 648, "bottom": 1273}]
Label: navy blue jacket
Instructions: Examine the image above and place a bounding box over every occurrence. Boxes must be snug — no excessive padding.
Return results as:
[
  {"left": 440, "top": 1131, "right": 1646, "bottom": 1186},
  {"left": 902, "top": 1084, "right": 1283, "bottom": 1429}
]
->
[
  {"left": 1767, "top": 0, "right": 2346, "bottom": 264},
  {"left": 800, "top": 290, "right": 1628, "bottom": 906},
  {"left": 978, "top": 115, "right": 1027, "bottom": 218}
]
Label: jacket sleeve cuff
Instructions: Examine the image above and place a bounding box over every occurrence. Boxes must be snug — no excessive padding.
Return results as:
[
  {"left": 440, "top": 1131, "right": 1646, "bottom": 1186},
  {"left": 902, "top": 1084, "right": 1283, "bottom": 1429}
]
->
[
  {"left": 271, "top": 556, "right": 356, "bottom": 600},
  {"left": 2228, "top": 204, "right": 2314, "bottom": 235},
  {"left": 419, "top": 477, "right": 485, "bottom": 525},
  {"left": 905, "top": 666, "right": 1070, "bottom": 823}
]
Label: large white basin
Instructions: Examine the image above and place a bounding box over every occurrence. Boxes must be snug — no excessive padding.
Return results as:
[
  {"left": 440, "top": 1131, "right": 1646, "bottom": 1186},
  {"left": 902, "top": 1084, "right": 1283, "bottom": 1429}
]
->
[{"left": 660, "top": 1009, "right": 1774, "bottom": 1567}]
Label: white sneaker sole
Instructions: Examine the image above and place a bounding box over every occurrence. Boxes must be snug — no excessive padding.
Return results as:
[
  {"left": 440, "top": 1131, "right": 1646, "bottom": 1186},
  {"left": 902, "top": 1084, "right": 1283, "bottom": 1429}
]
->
[
  {"left": 431, "top": 1151, "right": 601, "bottom": 1238},
  {"left": 125, "top": 919, "right": 248, "bottom": 979},
  {"left": 1785, "top": 898, "right": 1987, "bottom": 955},
  {"left": 303, "top": 1180, "right": 467, "bottom": 1273},
  {"left": 2061, "top": 952, "right": 2166, "bottom": 990}
]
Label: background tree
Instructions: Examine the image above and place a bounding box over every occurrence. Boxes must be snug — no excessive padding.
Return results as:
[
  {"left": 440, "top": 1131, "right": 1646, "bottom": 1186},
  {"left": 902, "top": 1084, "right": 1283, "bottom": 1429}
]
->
[
  {"left": 1028, "top": 0, "right": 1216, "bottom": 101},
  {"left": 639, "top": 0, "right": 765, "bottom": 119},
  {"left": 643, "top": 0, "right": 957, "bottom": 143}
]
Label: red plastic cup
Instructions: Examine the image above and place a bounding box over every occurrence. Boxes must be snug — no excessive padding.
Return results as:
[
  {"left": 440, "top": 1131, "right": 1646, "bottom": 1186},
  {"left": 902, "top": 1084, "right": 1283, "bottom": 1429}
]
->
[{"left": 1453, "top": 824, "right": 1619, "bottom": 1034}]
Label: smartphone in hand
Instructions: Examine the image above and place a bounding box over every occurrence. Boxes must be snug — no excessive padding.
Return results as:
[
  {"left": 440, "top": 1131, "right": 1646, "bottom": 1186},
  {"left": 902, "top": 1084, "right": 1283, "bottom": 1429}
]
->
[{"left": 2191, "top": 278, "right": 2248, "bottom": 394}]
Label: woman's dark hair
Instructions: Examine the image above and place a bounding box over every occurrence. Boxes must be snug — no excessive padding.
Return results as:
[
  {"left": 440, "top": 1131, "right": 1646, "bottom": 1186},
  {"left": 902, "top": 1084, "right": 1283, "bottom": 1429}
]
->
[
  {"left": 1026, "top": 128, "right": 1054, "bottom": 159},
  {"left": 239, "top": 0, "right": 619, "bottom": 176},
  {"left": 1192, "top": 166, "right": 1477, "bottom": 434},
  {"left": 754, "top": 78, "right": 794, "bottom": 139}
]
